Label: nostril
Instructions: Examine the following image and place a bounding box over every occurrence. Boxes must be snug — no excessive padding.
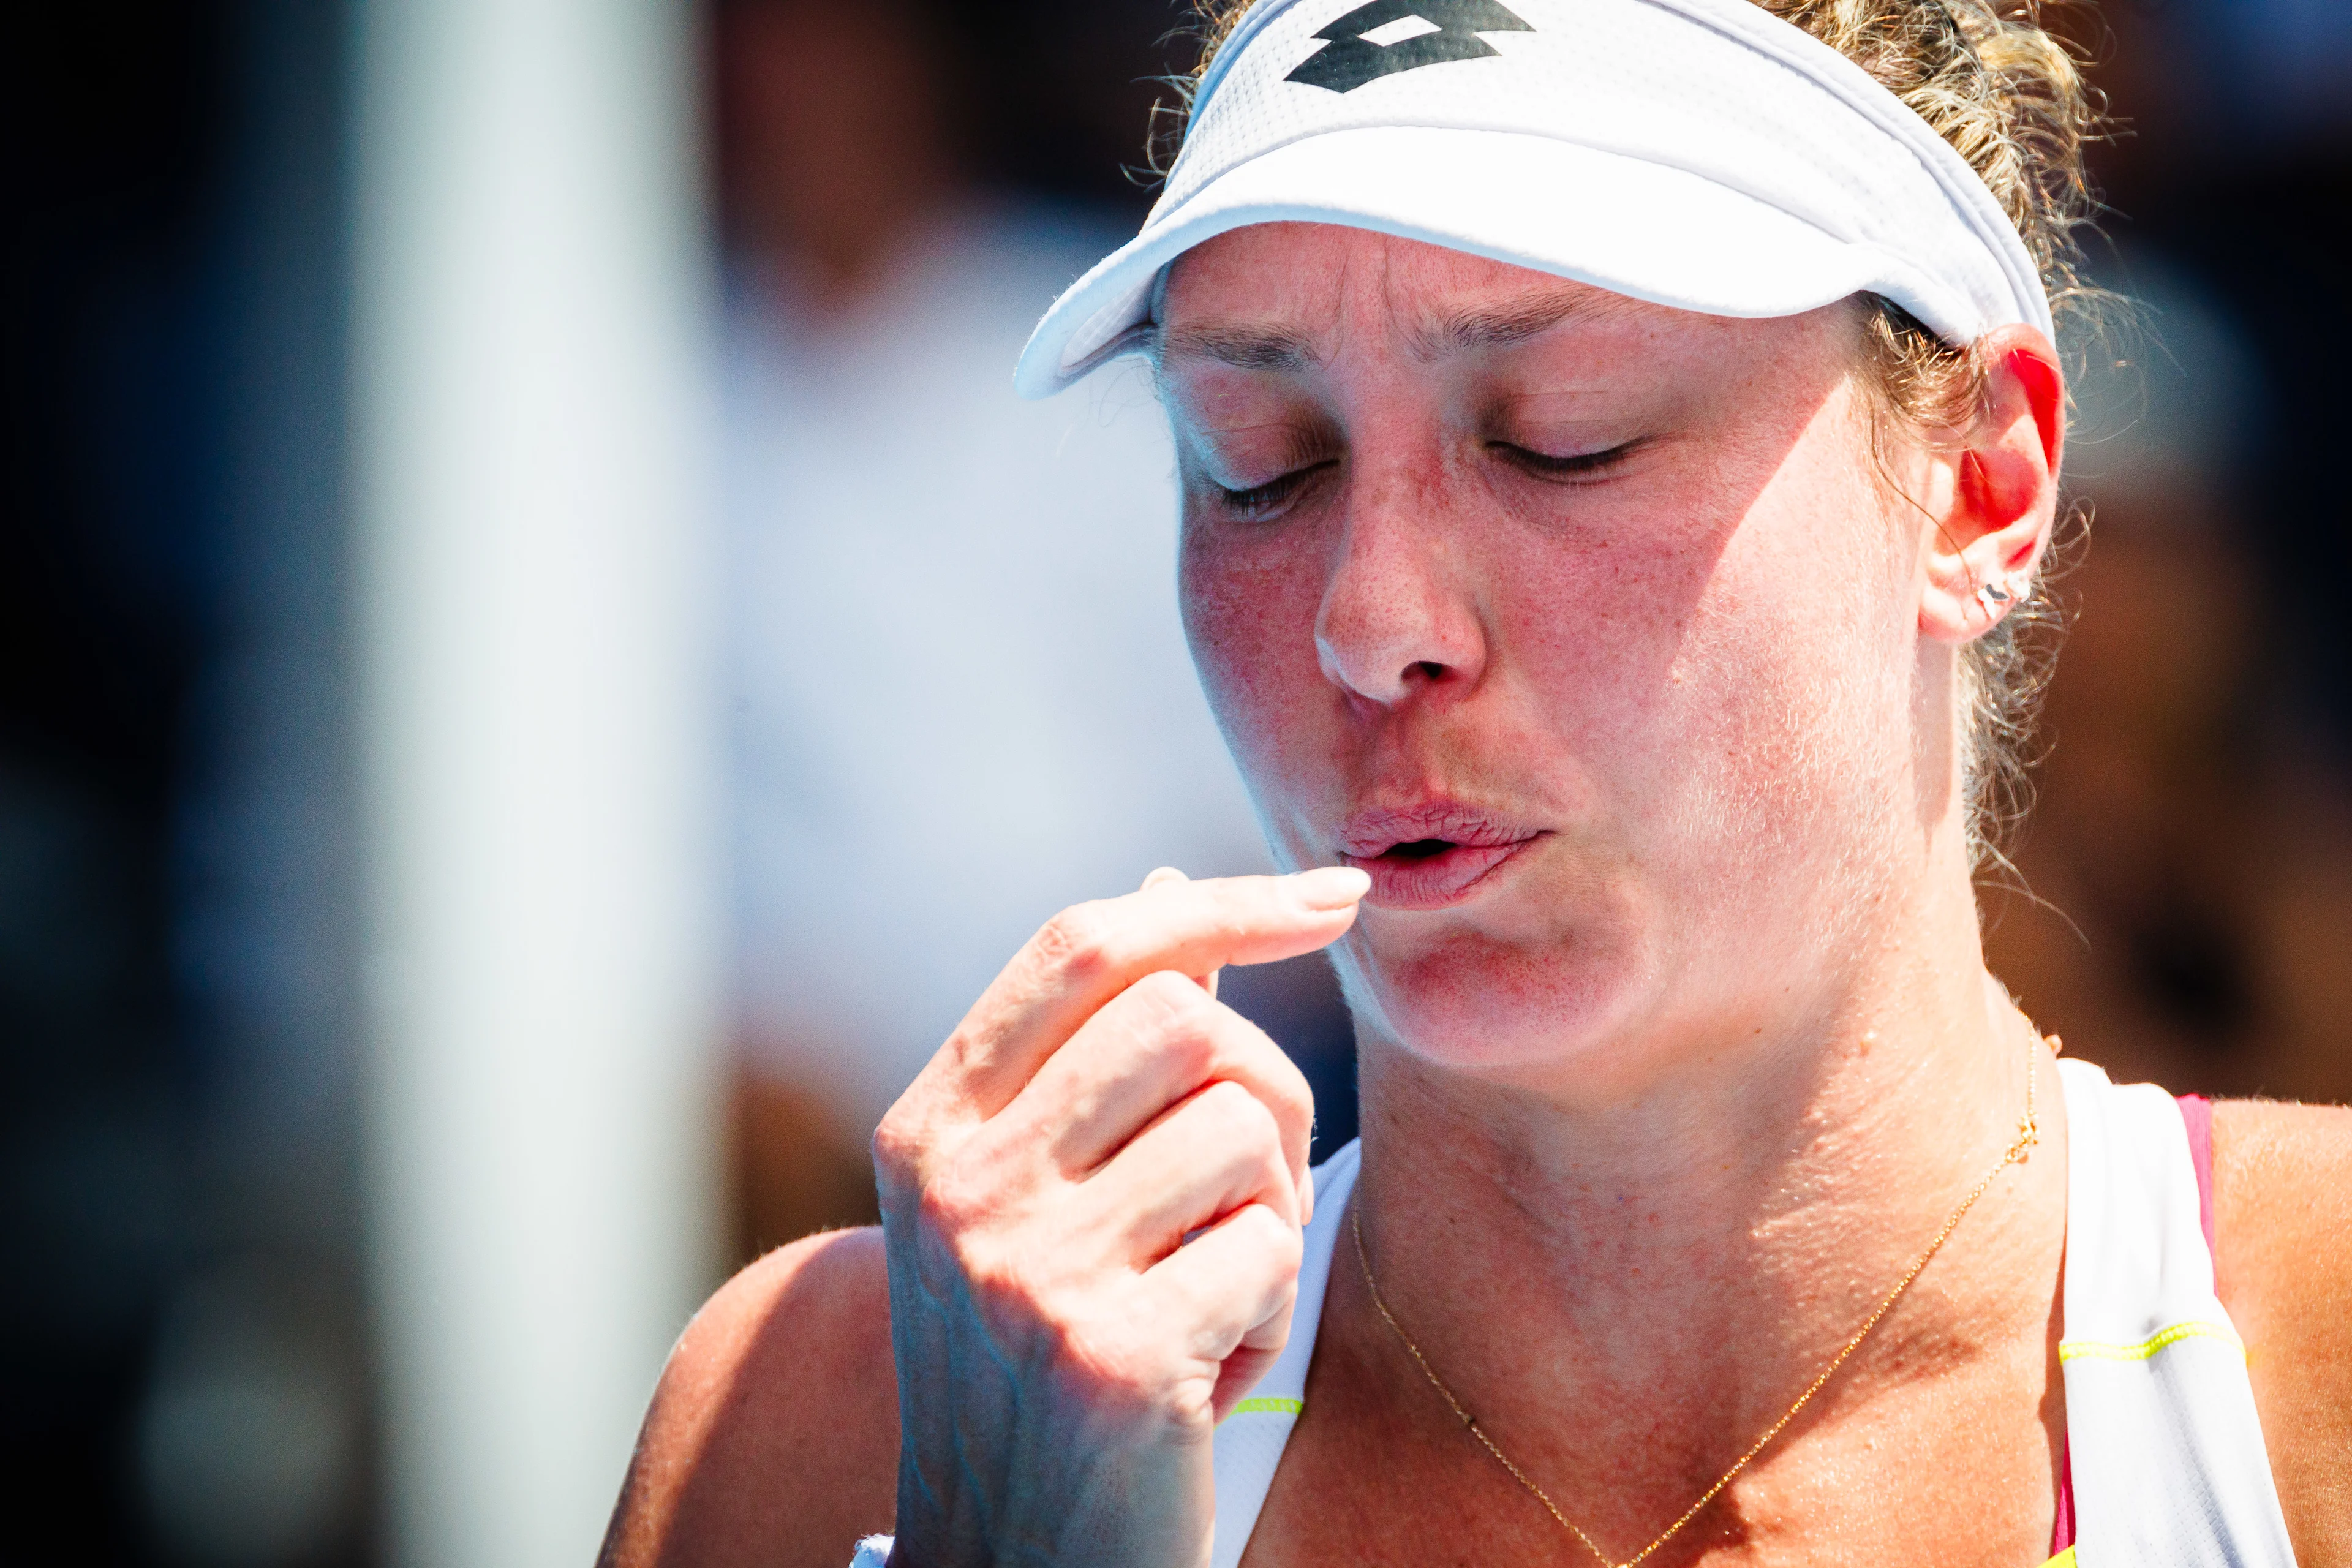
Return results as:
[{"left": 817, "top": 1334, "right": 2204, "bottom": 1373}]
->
[{"left": 1408, "top": 659, "right": 1446, "bottom": 682}]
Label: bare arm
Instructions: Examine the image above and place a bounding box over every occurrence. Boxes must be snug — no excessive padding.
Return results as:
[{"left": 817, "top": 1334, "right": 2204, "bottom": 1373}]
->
[
  {"left": 2215, "top": 1098, "right": 2352, "bottom": 1567},
  {"left": 597, "top": 1227, "right": 899, "bottom": 1568}
]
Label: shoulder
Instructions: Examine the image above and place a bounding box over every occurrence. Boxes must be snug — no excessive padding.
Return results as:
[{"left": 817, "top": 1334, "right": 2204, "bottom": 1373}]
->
[
  {"left": 2211, "top": 1099, "right": 2352, "bottom": 1563},
  {"left": 598, "top": 1226, "right": 897, "bottom": 1568}
]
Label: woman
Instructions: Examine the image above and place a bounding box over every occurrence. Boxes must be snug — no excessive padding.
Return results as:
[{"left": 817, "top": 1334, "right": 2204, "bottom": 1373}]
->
[{"left": 603, "top": 0, "right": 2352, "bottom": 1563}]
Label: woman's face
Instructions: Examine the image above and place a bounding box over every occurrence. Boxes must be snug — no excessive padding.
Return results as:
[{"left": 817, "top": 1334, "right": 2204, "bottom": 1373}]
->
[{"left": 1159, "top": 225, "right": 1954, "bottom": 1088}]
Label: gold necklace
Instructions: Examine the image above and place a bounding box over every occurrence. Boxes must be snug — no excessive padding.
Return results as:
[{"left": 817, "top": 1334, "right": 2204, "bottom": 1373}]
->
[{"left": 1350, "top": 1033, "right": 2047, "bottom": 1568}]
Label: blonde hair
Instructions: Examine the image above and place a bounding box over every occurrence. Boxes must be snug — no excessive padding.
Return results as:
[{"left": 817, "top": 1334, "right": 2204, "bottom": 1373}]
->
[
  {"left": 1777, "top": 0, "right": 2103, "bottom": 875},
  {"left": 1156, "top": 0, "right": 2108, "bottom": 869}
]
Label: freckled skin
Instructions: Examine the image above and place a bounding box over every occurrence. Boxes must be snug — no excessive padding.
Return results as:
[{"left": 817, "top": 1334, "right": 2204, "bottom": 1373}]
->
[
  {"left": 1142, "top": 230, "right": 2088, "bottom": 1567},
  {"left": 1164, "top": 227, "right": 1934, "bottom": 1091}
]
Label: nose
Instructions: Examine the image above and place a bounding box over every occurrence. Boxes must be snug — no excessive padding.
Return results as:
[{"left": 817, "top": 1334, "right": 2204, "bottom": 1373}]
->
[{"left": 1313, "top": 477, "right": 1489, "bottom": 706}]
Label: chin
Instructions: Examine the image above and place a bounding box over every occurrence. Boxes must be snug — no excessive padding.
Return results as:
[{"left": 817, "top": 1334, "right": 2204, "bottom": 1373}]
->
[{"left": 1333, "top": 908, "right": 1656, "bottom": 1078}]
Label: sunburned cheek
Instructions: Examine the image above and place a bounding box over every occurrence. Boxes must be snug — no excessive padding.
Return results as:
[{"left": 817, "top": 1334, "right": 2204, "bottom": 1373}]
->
[
  {"left": 1178, "top": 544, "right": 1332, "bottom": 802},
  {"left": 1485, "top": 496, "right": 1890, "bottom": 932},
  {"left": 1485, "top": 526, "right": 1733, "bottom": 786}
]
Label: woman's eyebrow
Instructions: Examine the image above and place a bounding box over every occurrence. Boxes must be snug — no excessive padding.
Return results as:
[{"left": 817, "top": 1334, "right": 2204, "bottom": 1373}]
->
[
  {"left": 1156, "top": 320, "right": 1323, "bottom": 372},
  {"left": 1153, "top": 288, "right": 1619, "bottom": 371},
  {"left": 1407, "top": 292, "right": 1613, "bottom": 362}
]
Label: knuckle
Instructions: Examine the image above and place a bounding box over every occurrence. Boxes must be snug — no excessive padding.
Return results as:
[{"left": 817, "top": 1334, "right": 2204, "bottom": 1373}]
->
[
  {"left": 1033, "top": 902, "right": 1118, "bottom": 982},
  {"left": 1200, "top": 1077, "right": 1281, "bottom": 1145},
  {"left": 1126, "top": 971, "right": 1218, "bottom": 1054},
  {"left": 1270, "top": 1049, "right": 1314, "bottom": 1130},
  {"left": 1164, "top": 1020, "right": 1219, "bottom": 1084},
  {"left": 1227, "top": 1023, "right": 1314, "bottom": 1151},
  {"left": 1231, "top": 1017, "right": 1311, "bottom": 1110},
  {"left": 914, "top": 1159, "right": 989, "bottom": 1237},
  {"left": 1223, "top": 1204, "right": 1298, "bottom": 1260},
  {"left": 1228, "top": 1072, "right": 1279, "bottom": 1120},
  {"left": 912, "top": 1179, "right": 960, "bottom": 1240},
  {"left": 870, "top": 1108, "right": 942, "bottom": 1210},
  {"left": 870, "top": 1110, "right": 918, "bottom": 1179},
  {"left": 1231, "top": 1202, "right": 1305, "bottom": 1268}
]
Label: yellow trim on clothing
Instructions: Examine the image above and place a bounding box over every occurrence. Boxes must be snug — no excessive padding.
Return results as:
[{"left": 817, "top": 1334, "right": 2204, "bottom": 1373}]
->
[
  {"left": 2042, "top": 1549, "right": 2076, "bottom": 1568},
  {"left": 2059, "top": 1319, "right": 2244, "bottom": 1363}
]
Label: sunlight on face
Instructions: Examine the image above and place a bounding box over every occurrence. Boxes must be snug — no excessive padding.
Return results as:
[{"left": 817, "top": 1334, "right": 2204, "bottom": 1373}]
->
[{"left": 1158, "top": 225, "right": 1947, "bottom": 1087}]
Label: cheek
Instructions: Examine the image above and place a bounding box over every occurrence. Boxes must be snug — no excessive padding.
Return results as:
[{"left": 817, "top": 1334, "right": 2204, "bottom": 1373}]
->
[
  {"left": 1616, "top": 432, "right": 1917, "bottom": 891},
  {"left": 1178, "top": 519, "right": 1336, "bottom": 798},
  {"left": 1490, "top": 397, "right": 1916, "bottom": 903}
]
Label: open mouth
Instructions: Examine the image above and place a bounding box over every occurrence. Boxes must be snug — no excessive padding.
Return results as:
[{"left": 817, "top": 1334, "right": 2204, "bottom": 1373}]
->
[{"left": 1339, "top": 808, "right": 1541, "bottom": 910}]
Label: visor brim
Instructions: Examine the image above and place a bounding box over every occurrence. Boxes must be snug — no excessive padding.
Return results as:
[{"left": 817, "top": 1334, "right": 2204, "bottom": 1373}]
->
[{"left": 1015, "top": 124, "right": 1983, "bottom": 399}]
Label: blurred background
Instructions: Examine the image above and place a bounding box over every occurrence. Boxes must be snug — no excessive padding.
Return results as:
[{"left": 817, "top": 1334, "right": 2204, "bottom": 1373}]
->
[{"left": 1, "top": 0, "right": 2345, "bottom": 1563}]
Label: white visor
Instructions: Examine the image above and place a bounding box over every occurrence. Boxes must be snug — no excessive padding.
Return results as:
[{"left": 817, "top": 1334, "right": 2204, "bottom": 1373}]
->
[{"left": 1014, "top": 0, "right": 2051, "bottom": 398}]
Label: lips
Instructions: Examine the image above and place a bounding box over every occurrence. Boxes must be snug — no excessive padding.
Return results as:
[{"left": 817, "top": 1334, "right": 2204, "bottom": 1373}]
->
[{"left": 1338, "top": 802, "right": 1542, "bottom": 910}]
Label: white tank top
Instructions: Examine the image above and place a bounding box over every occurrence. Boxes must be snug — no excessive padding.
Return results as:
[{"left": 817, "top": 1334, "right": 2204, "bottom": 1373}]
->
[{"left": 1208, "top": 1059, "right": 2299, "bottom": 1568}]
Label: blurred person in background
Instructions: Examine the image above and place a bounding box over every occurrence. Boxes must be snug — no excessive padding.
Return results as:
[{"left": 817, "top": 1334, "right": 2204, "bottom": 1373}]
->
[
  {"left": 711, "top": 0, "right": 1355, "bottom": 1254},
  {"left": 1976, "top": 0, "right": 2352, "bottom": 1111},
  {"left": 1984, "top": 254, "right": 2352, "bottom": 1109}
]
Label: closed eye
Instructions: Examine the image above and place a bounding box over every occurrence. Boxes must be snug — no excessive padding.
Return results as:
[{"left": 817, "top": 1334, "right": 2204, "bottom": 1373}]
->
[
  {"left": 1491, "top": 439, "right": 1643, "bottom": 480},
  {"left": 1216, "top": 460, "right": 1335, "bottom": 519}
]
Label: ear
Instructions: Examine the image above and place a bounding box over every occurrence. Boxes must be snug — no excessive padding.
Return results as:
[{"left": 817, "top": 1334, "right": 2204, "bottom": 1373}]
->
[{"left": 1918, "top": 325, "right": 2065, "bottom": 644}]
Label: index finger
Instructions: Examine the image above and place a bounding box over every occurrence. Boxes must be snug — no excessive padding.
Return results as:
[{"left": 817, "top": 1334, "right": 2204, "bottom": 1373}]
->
[{"left": 921, "top": 867, "right": 1367, "bottom": 1123}]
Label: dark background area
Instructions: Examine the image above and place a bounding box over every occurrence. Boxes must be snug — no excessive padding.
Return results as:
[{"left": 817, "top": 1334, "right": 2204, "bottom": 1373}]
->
[
  {"left": 3, "top": 0, "right": 2346, "bottom": 1560},
  {"left": 5, "top": 4, "right": 233, "bottom": 1556},
  {"left": 6, "top": 4, "right": 361, "bottom": 1562}
]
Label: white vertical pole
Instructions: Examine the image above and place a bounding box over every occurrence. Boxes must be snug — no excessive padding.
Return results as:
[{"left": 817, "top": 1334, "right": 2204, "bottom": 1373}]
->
[{"left": 350, "top": 1, "right": 720, "bottom": 1564}]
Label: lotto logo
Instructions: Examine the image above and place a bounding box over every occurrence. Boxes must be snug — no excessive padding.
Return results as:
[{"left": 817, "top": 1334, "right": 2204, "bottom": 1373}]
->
[{"left": 1285, "top": 0, "right": 1536, "bottom": 93}]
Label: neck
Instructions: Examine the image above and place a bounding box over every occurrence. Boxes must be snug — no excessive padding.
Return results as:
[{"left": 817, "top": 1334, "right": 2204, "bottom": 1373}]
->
[{"left": 1340, "top": 881, "right": 2070, "bottom": 1539}]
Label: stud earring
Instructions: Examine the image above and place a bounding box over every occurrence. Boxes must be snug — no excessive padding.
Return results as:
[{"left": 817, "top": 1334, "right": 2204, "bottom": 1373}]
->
[{"left": 1977, "top": 579, "right": 2016, "bottom": 615}]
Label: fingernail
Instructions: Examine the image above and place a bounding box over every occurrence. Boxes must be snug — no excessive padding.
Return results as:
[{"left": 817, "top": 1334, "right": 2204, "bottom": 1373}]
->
[
  {"left": 1291, "top": 865, "right": 1371, "bottom": 910},
  {"left": 1140, "top": 865, "right": 1189, "bottom": 892}
]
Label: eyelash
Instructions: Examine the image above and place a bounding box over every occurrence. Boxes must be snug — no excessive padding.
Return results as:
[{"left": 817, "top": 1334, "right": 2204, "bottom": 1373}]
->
[
  {"left": 1215, "top": 462, "right": 1332, "bottom": 519},
  {"left": 1491, "top": 439, "right": 1642, "bottom": 480},
  {"left": 1211, "top": 439, "right": 1640, "bottom": 518}
]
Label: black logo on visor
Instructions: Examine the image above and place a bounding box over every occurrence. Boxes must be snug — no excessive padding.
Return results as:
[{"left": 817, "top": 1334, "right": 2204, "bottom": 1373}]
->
[{"left": 1284, "top": 0, "right": 1534, "bottom": 94}]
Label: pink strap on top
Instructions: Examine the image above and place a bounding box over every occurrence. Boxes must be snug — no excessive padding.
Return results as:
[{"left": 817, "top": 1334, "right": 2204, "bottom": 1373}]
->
[
  {"left": 2048, "top": 1093, "right": 2215, "bottom": 1555},
  {"left": 2052, "top": 1434, "right": 2075, "bottom": 1553},
  {"left": 2177, "top": 1093, "right": 2218, "bottom": 1258}
]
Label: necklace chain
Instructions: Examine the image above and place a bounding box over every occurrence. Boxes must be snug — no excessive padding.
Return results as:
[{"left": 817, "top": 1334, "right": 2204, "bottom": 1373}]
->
[{"left": 1349, "top": 1034, "right": 2047, "bottom": 1568}]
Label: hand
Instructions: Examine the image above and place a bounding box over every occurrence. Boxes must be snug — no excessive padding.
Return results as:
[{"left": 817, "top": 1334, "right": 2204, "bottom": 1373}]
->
[{"left": 873, "top": 867, "right": 1369, "bottom": 1568}]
